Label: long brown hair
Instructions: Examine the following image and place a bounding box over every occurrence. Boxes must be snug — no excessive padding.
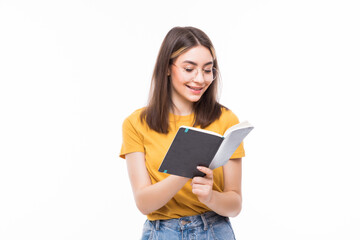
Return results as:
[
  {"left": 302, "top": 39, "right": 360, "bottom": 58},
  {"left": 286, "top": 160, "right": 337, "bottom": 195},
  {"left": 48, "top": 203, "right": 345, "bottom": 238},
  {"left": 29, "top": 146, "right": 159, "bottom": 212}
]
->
[{"left": 141, "top": 26, "right": 224, "bottom": 134}]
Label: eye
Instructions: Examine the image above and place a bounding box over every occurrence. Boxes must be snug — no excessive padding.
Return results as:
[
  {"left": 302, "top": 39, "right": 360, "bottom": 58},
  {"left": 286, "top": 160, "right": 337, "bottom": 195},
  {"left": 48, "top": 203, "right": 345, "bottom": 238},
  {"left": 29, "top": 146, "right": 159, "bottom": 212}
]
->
[
  {"left": 184, "top": 68, "right": 194, "bottom": 72},
  {"left": 203, "top": 68, "right": 213, "bottom": 74}
]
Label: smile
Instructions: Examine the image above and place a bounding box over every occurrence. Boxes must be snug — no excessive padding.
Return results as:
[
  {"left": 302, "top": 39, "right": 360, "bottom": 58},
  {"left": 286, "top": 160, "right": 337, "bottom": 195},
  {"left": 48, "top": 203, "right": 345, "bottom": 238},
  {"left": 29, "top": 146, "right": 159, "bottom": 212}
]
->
[{"left": 186, "top": 85, "right": 203, "bottom": 91}]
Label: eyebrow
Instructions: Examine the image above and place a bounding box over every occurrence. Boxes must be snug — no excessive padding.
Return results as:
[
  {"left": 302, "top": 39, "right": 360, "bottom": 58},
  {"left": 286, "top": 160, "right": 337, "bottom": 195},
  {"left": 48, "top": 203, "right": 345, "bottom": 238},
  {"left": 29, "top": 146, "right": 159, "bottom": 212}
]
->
[{"left": 182, "top": 60, "right": 213, "bottom": 66}]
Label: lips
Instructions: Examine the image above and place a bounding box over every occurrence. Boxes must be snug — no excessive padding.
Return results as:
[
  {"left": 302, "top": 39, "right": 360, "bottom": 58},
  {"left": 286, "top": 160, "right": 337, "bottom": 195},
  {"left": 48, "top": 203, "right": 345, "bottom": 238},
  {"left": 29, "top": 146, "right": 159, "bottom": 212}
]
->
[{"left": 186, "top": 85, "right": 203, "bottom": 91}]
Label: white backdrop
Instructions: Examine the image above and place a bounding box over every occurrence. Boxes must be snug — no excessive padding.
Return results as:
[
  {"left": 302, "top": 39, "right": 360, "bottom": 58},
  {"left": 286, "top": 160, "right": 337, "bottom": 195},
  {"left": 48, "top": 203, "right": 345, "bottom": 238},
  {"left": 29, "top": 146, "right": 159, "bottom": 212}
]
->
[{"left": 1, "top": 0, "right": 359, "bottom": 239}]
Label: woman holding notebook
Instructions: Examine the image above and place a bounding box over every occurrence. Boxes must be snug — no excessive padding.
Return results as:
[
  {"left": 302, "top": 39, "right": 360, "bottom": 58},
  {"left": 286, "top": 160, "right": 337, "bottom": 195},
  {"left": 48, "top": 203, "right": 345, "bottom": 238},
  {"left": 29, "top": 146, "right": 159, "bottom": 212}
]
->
[{"left": 120, "top": 26, "right": 245, "bottom": 239}]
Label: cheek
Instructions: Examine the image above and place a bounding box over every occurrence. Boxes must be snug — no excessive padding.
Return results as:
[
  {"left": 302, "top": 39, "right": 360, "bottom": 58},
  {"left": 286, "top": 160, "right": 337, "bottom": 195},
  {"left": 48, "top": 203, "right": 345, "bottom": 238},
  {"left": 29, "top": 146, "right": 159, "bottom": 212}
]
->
[
  {"left": 204, "top": 82, "right": 212, "bottom": 91},
  {"left": 171, "top": 74, "right": 186, "bottom": 88}
]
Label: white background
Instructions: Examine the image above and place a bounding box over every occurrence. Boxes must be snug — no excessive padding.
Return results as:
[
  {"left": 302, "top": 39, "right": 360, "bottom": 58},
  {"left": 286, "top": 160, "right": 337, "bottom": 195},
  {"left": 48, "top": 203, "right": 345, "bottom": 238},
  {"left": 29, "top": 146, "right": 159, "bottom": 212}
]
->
[{"left": 1, "top": 0, "right": 359, "bottom": 239}]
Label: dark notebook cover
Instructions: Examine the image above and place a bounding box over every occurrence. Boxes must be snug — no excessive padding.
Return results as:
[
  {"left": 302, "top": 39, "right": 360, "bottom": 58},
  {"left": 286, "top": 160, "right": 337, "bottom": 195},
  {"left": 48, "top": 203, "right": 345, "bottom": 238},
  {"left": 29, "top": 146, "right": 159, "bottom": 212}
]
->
[{"left": 158, "top": 127, "right": 224, "bottom": 178}]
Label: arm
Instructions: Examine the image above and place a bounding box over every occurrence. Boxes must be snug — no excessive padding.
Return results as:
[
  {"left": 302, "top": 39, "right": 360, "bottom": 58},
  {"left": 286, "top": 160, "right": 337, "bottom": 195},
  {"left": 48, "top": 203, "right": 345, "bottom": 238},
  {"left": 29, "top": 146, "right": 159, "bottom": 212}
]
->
[
  {"left": 125, "top": 152, "right": 189, "bottom": 215},
  {"left": 191, "top": 158, "right": 242, "bottom": 217}
]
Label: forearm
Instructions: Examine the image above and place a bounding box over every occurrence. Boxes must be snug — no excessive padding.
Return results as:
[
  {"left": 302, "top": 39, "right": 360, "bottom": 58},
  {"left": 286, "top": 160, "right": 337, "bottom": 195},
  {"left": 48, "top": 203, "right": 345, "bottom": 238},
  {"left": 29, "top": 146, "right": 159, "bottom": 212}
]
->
[
  {"left": 206, "top": 190, "right": 242, "bottom": 217},
  {"left": 134, "top": 175, "right": 189, "bottom": 215}
]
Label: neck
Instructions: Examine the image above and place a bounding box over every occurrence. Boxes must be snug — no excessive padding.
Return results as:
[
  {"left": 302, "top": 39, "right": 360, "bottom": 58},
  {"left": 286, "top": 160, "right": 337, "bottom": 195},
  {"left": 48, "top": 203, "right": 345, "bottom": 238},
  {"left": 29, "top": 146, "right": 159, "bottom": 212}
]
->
[
  {"left": 172, "top": 104, "right": 193, "bottom": 116},
  {"left": 171, "top": 99, "right": 193, "bottom": 116}
]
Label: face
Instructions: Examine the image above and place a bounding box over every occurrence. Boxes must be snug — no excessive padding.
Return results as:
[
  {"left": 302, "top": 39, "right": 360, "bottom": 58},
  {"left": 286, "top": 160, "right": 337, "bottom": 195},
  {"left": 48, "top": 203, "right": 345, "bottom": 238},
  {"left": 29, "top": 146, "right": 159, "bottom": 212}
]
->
[{"left": 169, "top": 45, "right": 214, "bottom": 110}]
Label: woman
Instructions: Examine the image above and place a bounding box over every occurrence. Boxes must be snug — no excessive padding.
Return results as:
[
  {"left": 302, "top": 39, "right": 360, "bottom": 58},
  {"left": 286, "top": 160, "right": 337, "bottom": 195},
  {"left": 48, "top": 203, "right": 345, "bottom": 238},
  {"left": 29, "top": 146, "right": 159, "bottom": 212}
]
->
[{"left": 120, "top": 26, "right": 245, "bottom": 239}]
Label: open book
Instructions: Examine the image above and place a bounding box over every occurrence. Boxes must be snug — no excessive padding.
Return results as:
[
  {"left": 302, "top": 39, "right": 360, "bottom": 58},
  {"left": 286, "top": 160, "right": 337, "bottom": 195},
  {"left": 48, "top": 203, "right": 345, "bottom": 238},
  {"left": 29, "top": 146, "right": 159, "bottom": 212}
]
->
[{"left": 158, "top": 121, "right": 254, "bottom": 178}]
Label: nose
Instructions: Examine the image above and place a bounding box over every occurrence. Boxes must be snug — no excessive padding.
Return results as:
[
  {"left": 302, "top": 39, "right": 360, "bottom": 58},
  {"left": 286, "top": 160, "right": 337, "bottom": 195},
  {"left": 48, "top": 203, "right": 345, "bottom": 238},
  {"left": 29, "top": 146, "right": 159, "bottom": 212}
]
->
[{"left": 193, "top": 69, "right": 205, "bottom": 83}]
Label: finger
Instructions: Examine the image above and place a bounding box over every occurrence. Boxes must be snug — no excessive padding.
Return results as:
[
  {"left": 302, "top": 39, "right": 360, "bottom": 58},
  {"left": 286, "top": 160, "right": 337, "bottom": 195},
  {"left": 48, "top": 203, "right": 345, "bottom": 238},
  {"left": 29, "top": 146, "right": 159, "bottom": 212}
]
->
[
  {"left": 197, "top": 166, "right": 213, "bottom": 179},
  {"left": 192, "top": 177, "right": 211, "bottom": 186},
  {"left": 192, "top": 188, "right": 206, "bottom": 196},
  {"left": 192, "top": 184, "right": 212, "bottom": 193},
  {"left": 192, "top": 183, "right": 209, "bottom": 192},
  {"left": 192, "top": 176, "right": 207, "bottom": 184}
]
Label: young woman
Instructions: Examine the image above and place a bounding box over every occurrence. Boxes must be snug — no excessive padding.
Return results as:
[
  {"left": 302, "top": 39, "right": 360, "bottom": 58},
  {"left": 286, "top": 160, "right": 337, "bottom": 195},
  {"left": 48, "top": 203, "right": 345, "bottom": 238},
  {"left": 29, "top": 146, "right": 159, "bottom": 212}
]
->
[{"left": 120, "top": 26, "right": 245, "bottom": 239}]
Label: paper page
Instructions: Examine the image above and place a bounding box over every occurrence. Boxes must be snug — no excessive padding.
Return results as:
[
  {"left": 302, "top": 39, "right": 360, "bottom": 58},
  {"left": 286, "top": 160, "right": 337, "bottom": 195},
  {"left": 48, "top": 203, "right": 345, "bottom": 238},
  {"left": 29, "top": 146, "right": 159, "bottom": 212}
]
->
[{"left": 209, "top": 126, "right": 254, "bottom": 169}]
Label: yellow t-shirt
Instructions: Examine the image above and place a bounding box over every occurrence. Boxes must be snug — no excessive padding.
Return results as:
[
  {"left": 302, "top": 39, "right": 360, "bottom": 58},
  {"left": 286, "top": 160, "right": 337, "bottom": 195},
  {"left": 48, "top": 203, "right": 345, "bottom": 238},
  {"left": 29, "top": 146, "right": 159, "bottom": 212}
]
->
[{"left": 120, "top": 107, "right": 245, "bottom": 220}]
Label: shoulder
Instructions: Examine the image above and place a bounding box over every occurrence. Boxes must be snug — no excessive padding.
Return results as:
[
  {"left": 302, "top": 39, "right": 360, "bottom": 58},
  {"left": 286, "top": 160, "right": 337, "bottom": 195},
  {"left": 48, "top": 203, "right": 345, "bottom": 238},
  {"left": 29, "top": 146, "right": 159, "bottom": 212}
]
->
[
  {"left": 125, "top": 107, "right": 145, "bottom": 121},
  {"left": 217, "top": 106, "right": 241, "bottom": 130},
  {"left": 220, "top": 106, "right": 240, "bottom": 123},
  {"left": 122, "top": 107, "right": 146, "bottom": 129},
  {"left": 204, "top": 106, "right": 240, "bottom": 134}
]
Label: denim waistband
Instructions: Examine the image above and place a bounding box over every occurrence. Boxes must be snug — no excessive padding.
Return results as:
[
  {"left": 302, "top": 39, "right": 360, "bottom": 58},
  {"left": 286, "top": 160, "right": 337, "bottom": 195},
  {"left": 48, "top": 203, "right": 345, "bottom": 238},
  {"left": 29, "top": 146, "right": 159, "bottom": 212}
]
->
[{"left": 149, "top": 211, "right": 228, "bottom": 231}]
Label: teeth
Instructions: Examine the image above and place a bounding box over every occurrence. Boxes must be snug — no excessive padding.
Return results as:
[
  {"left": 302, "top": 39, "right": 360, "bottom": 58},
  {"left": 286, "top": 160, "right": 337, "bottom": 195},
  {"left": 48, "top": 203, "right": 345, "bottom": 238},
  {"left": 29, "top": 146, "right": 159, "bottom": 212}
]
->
[{"left": 187, "top": 85, "right": 202, "bottom": 90}]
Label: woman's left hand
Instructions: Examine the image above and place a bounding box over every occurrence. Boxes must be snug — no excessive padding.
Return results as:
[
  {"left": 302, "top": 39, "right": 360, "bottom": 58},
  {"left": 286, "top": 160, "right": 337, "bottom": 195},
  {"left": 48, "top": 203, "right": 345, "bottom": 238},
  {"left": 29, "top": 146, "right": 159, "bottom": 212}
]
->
[{"left": 191, "top": 166, "right": 214, "bottom": 205}]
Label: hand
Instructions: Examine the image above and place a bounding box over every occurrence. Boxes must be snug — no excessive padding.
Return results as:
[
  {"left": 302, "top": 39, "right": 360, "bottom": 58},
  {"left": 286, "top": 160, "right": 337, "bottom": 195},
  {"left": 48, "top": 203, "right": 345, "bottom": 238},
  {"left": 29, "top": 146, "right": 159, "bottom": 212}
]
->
[{"left": 191, "top": 166, "right": 214, "bottom": 205}]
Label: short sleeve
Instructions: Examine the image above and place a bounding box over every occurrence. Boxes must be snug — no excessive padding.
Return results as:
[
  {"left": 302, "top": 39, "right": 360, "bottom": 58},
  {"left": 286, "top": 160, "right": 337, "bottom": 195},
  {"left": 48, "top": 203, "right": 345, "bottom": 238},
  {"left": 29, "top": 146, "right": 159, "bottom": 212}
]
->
[
  {"left": 224, "top": 109, "right": 246, "bottom": 159},
  {"left": 120, "top": 116, "right": 145, "bottom": 159}
]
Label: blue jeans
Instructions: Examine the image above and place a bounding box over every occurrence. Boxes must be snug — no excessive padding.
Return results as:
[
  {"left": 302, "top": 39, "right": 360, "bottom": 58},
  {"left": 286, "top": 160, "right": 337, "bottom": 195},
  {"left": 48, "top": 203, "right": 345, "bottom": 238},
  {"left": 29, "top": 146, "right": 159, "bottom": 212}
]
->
[{"left": 141, "top": 211, "right": 236, "bottom": 240}]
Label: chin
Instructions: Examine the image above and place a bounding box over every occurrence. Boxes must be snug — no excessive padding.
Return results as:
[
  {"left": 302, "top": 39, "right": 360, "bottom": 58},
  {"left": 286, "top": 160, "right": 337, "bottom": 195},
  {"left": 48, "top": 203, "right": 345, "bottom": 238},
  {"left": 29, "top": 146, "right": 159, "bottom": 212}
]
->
[{"left": 187, "top": 95, "right": 203, "bottom": 103}]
